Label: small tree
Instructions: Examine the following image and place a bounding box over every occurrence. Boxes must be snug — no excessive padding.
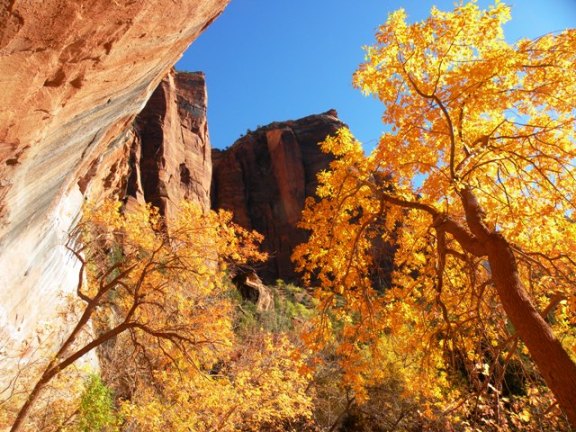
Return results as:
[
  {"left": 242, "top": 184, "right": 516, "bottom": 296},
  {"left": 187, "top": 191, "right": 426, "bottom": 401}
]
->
[
  {"left": 9, "top": 200, "right": 266, "bottom": 431},
  {"left": 294, "top": 2, "right": 576, "bottom": 427}
]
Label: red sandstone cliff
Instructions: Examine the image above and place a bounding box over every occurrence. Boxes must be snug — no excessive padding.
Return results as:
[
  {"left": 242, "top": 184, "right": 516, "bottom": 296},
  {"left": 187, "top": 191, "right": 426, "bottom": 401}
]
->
[
  {"left": 129, "top": 71, "right": 212, "bottom": 218},
  {"left": 212, "top": 110, "right": 345, "bottom": 283},
  {"left": 0, "top": 0, "right": 227, "bottom": 382},
  {"left": 78, "top": 69, "right": 212, "bottom": 216}
]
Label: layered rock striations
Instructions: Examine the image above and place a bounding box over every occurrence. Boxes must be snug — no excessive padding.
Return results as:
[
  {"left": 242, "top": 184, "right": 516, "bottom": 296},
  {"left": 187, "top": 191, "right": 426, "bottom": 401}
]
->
[
  {"left": 0, "top": 0, "right": 227, "bottom": 377},
  {"left": 127, "top": 70, "right": 212, "bottom": 218},
  {"left": 212, "top": 110, "right": 345, "bottom": 283},
  {"left": 79, "top": 69, "right": 212, "bottom": 217}
]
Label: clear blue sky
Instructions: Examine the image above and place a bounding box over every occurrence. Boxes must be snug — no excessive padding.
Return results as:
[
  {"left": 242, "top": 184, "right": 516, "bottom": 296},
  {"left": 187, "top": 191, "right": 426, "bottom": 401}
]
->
[{"left": 176, "top": 0, "right": 576, "bottom": 150}]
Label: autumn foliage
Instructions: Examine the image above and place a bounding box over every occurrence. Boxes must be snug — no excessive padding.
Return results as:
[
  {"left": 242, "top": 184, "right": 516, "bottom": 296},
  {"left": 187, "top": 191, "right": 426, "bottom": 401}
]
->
[
  {"left": 4, "top": 2, "right": 576, "bottom": 431},
  {"left": 294, "top": 1, "right": 576, "bottom": 430},
  {"left": 4, "top": 201, "right": 315, "bottom": 431}
]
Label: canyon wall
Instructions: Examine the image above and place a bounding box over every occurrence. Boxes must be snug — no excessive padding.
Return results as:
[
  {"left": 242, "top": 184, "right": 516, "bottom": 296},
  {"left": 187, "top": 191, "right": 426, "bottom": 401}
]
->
[
  {"left": 212, "top": 110, "right": 345, "bottom": 283},
  {"left": 127, "top": 71, "right": 212, "bottom": 218},
  {"left": 0, "top": 0, "right": 226, "bottom": 377},
  {"left": 78, "top": 69, "right": 212, "bottom": 222}
]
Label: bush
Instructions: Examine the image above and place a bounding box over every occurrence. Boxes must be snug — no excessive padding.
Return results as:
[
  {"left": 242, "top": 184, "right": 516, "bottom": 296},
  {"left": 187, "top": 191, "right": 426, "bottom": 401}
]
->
[{"left": 75, "top": 374, "right": 118, "bottom": 432}]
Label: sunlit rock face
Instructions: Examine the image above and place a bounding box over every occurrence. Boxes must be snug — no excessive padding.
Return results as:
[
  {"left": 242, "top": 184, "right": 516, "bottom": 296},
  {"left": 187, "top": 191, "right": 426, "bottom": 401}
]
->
[
  {"left": 211, "top": 110, "right": 345, "bottom": 283},
  {"left": 127, "top": 70, "right": 212, "bottom": 219},
  {"left": 0, "top": 0, "right": 227, "bottom": 379}
]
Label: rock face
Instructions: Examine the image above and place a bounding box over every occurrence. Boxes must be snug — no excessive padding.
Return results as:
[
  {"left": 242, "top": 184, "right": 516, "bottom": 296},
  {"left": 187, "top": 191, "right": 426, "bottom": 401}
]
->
[
  {"left": 127, "top": 72, "right": 212, "bottom": 218},
  {"left": 79, "top": 69, "right": 212, "bottom": 217},
  {"left": 0, "top": 0, "right": 226, "bottom": 378},
  {"left": 212, "top": 110, "right": 346, "bottom": 283},
  {"left": 126, "top": 70, "right": 212, "bottom": 217}
]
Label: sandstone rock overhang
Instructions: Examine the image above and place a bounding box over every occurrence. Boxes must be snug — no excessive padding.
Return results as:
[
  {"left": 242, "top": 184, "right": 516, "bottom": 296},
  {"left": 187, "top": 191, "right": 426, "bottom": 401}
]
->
[{"left": 0, "top": 0, "right": 229, "bottom": 378}]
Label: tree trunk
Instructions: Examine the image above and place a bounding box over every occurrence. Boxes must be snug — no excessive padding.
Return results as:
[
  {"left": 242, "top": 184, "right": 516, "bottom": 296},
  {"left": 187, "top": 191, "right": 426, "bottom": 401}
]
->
[
  {"left": 9, "top": 366, "right": 58, "bottom": 432},
  {"left": 381, "top": 186, "right": 576, "bottom": 425},
  {"left": 455, "top": 186, "right": 576, "bottom": 425},
  {"left": 486, "top": 233, "right": 576, "bottom": 426},
  {"left": 9, "top": 322, "right": 130, "bottom": 431}
]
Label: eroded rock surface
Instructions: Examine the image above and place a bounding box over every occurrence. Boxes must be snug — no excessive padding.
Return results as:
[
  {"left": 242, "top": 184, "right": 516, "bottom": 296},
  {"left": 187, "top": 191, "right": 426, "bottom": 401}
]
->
[
  {"left": 128, "top": 70, "right": 212, "bottom": 218},
  {"left": 0, "top": 0, "right": 227, "bottom": 378},
  {"left": 212, "top": 110, "right": 345, "bottom": 283}
]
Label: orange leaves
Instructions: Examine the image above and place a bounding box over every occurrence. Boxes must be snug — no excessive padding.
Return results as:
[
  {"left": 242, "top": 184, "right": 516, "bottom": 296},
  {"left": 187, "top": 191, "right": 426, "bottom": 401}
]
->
[
  {"left": 80, "top": 200, "right": 262, "bottom": 381},
  {"left": 354, "top": 1, "right": 576, "bottom": 224},
  {"left": 346, "top": 0, "right": 576, "bottom": 304},
  {"left": 77, "top": 201, "right": 318, "bottom": 431},
  {"left": 122, "top": 333, "right": 315, "bottom": 432},
  {"left": 294, "top": 1, "right": 576, "bottom": 428}
]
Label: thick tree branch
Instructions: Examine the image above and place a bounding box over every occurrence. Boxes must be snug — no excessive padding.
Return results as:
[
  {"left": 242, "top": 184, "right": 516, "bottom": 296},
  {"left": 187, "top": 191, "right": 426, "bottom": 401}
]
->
[
  {"left": 432, "top": 213, "right": 486, "bottom": 257},
  {"left": 459, "top": 186, "right": 491, "bottom": 241},
  {"left": 358, "top": 175, "right": 488, "bottom": 257}
]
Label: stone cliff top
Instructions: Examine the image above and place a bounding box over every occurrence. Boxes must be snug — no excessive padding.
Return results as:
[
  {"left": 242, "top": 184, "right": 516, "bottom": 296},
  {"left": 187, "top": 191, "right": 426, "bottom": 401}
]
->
[{"left": 211, "top": 110, "right": 346, "bottom": 283}]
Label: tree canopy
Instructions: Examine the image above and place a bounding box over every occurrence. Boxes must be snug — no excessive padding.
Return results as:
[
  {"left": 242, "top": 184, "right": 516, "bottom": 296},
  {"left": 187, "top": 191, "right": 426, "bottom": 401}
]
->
[
  {"left": 294, "top": 1, "right": 576, "bottom": 428},
  {"left": 6, "top": 201, "right": 316, "bottom": 432}
]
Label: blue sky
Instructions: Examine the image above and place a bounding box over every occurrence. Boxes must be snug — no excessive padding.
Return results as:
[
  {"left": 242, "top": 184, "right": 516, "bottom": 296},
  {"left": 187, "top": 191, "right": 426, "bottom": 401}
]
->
[{"left": 177, "top": 0, "right": 576, "bottom": 150}]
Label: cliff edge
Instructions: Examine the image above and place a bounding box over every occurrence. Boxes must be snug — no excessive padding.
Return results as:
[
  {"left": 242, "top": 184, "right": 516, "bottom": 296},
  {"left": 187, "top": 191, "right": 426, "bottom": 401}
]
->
[{"left": 212, "top": 110, "right": 345, "bottom": 283}]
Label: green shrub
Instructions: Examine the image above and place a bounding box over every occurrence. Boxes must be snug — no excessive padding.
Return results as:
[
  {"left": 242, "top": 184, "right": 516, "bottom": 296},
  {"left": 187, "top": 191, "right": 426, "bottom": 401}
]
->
[{"left": 75, "top": 374, "right": 118, "bottom": 432}]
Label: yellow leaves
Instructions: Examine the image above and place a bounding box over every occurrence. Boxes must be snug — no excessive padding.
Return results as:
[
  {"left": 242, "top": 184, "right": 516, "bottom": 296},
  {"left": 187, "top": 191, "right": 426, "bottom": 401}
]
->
[
  {"left": 257, "top": 7, "right": 571, "bottom": 432},
  {"left": 77, "top": 199, "right": 317, "bottom": 431},
  {"left": 121, "top": 334, "right": 314, "bottom": 432},
  {"left": 351, "top": 0, "right": 576, "bottom": 222},
  {"left": 293, "top": 3, "right": 576, "bottom": 427},
  {"left": 342, "top": 0, "right": 576, "bottom": 289},
  {"left": 319, "top": 127, "right": 365, "bottom": 163},
  {"left": 518, "top": 408, "right": 531, "bottom": 423}
]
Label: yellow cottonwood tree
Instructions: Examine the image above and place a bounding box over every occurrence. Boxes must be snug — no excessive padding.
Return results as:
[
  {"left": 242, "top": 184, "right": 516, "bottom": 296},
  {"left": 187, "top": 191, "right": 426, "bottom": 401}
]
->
[
  {"left": 8, "top": 200, "right": 267, "bottom": 432},
  {"left": 294, "top": 1, "right": 576, "bottom": 427}
]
